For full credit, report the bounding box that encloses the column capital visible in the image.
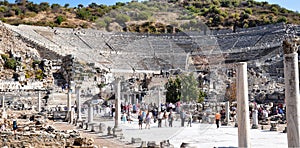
[283,38,300,54]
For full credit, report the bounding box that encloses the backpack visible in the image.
[138,115,143,121]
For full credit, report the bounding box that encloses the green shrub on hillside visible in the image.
[115,13,130,24]
[55,15,66,25]
[35,69,43,80]
[1,54,9,61]
[5,58,17,70]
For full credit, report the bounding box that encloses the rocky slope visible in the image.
[0,21,52,86]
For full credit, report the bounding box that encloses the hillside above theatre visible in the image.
[0,0,299,32]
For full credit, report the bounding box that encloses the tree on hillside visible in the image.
[55,15,66,25]
[115,13,130,27]
[16,0,27,6]
[51,3,61,13]
[78,4,84,9]
[64,3,69,8]
[39,2,50,11]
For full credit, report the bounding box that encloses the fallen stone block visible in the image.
[147,141,159,148]
[139,141,147,148]
[160,140,174,148]
[131,137,142,144]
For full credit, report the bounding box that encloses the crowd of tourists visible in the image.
[102,102,196,129]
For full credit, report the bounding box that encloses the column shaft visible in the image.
[88,104,93,123]
[225,101,230,124]
[158,88,161,112]
[76,87,82,121]
[67,90,72,111]
[38,91,41,112]
[237,62,250,147]
[115,78,121,128]
[2,95,5,109]
[284,52,300,147]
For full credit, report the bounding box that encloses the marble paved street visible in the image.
[98,119,288,148]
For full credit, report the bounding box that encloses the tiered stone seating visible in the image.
[5,22,300,74]
[233,35,261,48]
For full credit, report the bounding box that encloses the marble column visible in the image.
[37,91,41,112]
[67,90,72,111]
[88,104,93,123]
[225,101,230,124]
[52,90,54,101]
[114,78,121,128]
[283,39,300,147]
[113,78,122,137]
[66,90,72,123]
[76,86,82,121]
[158,88,161,112]
[236,62,250,147]
[1,95,6,119]
[2,95,5,109]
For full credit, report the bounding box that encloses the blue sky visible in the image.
[7,0,300,12]
[256,0,300,12]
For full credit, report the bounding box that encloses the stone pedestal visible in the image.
[90,123,96,132]
[107,126,112,136]
[236,62,250,147]
[270,121,278,131]
[131,137,142,144]
[85,122,89,130]
[112,127,123,138]
[252,109,258,129]
[160,140,174,148]
[99,123,105,133]
[283,126,288,133]
[140,141,147,148]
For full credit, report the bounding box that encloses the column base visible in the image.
[113,127,123,138]
[234,122,238,127]
[270,127,278,131]
[251,124,258,129]
[283,127,287,133]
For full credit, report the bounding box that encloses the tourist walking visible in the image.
[187,112,192,127]
[145,111,152,129]
[12,118,18,134]
[127,111,132,124]
[138,111,143,130]
[163,111,168,127]
[121,112,127,124]
[158,111,163,128]
[180,109,186,127]
[215,112,221,128]
[168,111,174,127]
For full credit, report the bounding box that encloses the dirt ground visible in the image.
[51,122,133,148]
